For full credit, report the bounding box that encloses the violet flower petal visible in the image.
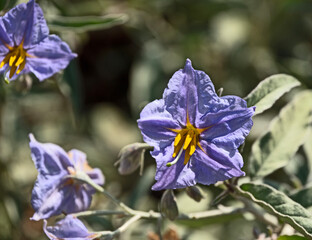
[138,59,255,190]
[44,215,97,240]
[0,0,76,81]
[27,35,77,81]
[29,134,105,220]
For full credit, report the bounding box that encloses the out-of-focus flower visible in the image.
[44,215,100,240]
[29,134,104,221]
[0,0,76,81]
[160,189,179,221]
[138,59,255,190]
[115,142,153,175]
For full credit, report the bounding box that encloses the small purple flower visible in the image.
[138,59,255,190]
[44,215,100,240]
[29,134,104,221]
[0,0,76,81]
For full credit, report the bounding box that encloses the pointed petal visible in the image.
[163,59,199,125]
[1,0,49,48]
[200,106,255,149]
[26,35,77,81]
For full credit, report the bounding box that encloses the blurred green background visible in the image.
[0,0,311,239]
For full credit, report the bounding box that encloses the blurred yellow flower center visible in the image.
[168,114,208,166]
[0,41,29,78]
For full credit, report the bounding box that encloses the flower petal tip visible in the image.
[30,213,40,221]
[28,133,36,142]
[183,58,193,72]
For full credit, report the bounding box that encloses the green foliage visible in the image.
[48,14,128,32]
[0,0,17,13]
[277,236,308,240]
[176,208,244,228]
[245,74,300,115]
[249,90,312,178]
[238,183,312,239]
[290,187,312,208]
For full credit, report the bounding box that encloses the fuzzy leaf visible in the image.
[238,183,312,239]
[249,91,312,178]
[48,14,128,32]
[245,74,300,115]
[176,208,244,228]
[290,187,312,208]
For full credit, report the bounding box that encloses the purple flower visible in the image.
[138,59,255,190]
[0,0,76,81]
[29,134,104,221]
[44,215,100,240]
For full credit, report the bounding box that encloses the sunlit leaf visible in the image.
[48,14,128,32]
[238,183,312,239]
[245,74,300,115]
[249,90,312,178]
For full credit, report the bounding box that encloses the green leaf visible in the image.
[48,14,128,32]
[238,183,312,239]
[249,90,312,178]
[245,74,300,115]
[277,236,308,240]
[290,187,312,208]
[0,0,17,12]
[176,208,244,228]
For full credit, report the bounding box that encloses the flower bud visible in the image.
[115,143,153,175]
[160,189,179,221]
[185,185,204,202]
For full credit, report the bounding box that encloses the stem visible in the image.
[116,215,141,234]
[73,210,127,218]
[96,215,142,238]
[70,174,136,215]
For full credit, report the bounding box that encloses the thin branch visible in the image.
[96,215,142,238]
[73,210,127,218]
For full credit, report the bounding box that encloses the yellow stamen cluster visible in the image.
[169,115,208,166]
[0,41,28,78]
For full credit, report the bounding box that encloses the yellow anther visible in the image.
[183,131,194,150]
[16,61,26,75]
[15,56,24,67]
[9,65,17,78]
[0,40,29,78]
[174,132,182,147]
[189,138,197,156]
[9,55,16,66]
[169,112,211,166]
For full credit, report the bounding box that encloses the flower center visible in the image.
[167,115,208,166]
[0,41,29,78]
